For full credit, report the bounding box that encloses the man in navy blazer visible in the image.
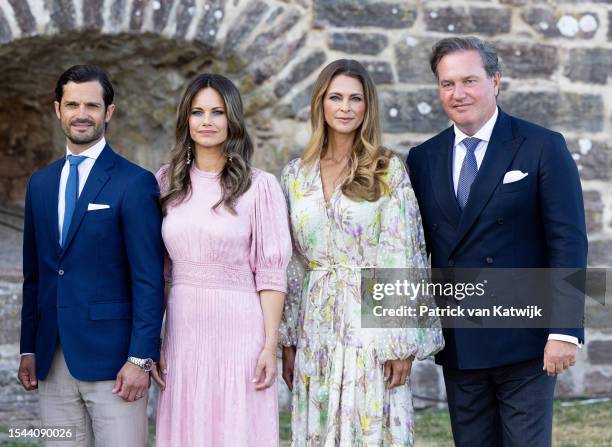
[407,38,587,446]
[18,65,164,445]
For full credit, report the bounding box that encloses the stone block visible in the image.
[588,240,612,267]
[249,34,307,85]
[522,7,599,39]
[425,6,511,35]
[7,0,36,35]
[224,1,270,51]
[109,0,127,30]
[564,48,612,84]
[194,0,225,46]
[568,139,610,182]
[496,41,558,78]
[153,0,174,33]
[380,89,448,134]
[584,371,612,395]
[328,32,388,55]
[411,361,442,409]
[130,0,147,30]
[583,190,604,234]
[314,0,417,29]
[361,60,393,85]
[0,280,21,345]
[275,51,327,98]
[246,9,300,60]
[588,340,612,365]
[50,0,76,30]
[497,91,604,133]
[174,0,197,39]
[395,37,437,83]
[0,8,11,43]
[609,11,612,41]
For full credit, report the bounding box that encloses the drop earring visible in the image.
[186,143,192,165]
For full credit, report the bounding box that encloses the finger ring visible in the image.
[136,395,143,399]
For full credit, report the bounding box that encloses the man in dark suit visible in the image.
[17,65,164,445]
[407,37,587,446]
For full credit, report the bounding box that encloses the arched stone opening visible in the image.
[0,30,264,206]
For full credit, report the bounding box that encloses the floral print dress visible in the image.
[280,156,444,447]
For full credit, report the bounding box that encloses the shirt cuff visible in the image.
[548,334,581,348]
[20,353,35,356]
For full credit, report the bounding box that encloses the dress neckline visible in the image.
[191,164,221,179]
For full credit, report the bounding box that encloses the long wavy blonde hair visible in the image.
[302,59,391,201]
[160,74,253,214]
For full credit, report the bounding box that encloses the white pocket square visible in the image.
[87,203,110,211]
[502,170,528,184]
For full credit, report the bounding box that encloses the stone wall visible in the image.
[0,0,611,428]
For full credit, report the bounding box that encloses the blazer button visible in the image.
[58,269,65,276]
[448,259,455,267]
[497,218,504,225]
[432,223,439,231]
[485,257,494,264]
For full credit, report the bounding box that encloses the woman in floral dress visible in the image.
[280,59,444,446]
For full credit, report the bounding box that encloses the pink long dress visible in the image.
[155,165,291,447]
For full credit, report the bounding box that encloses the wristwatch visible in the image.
[127,356,154,372]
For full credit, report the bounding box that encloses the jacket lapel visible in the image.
[429,126,461,228]
[450,110,524,255]
[60,145,116,255]
[44,158,65,255]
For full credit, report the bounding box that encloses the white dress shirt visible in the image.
[58,137,107,243]
[452,107,498,194]
[451,108,579,347]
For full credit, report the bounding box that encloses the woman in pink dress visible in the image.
[151,74,291,446]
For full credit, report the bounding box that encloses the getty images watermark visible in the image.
[361,268,611,329]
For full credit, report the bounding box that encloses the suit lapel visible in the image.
[45,158,65,254]
[450,110,525,255]
[61,145,116,255]
[430,126,461,228]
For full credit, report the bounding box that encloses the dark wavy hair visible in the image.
[160,74,253,214]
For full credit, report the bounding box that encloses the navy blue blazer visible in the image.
[407,109,587,369]
[20,145,164,381]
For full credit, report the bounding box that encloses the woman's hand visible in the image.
[253,347,277,391]
[282,345,297,391]
[151,349,167,391]
[384,356,414,389]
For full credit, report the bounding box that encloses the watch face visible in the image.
[143,358,153,372]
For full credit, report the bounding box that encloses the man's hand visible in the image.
[384,356,414,389]
[112,362,149,402]
[18,355,38,391]
[543,339,577,377]
[282,346,296,391]
[151,350,167,391]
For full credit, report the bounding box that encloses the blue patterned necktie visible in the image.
[456,137,481,210]
[61,155,87,246]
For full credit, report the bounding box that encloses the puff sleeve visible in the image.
[249,171,292,293]
[278,162,307,347]
[372,157,444,361]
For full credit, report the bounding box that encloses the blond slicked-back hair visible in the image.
[302,59,391,201]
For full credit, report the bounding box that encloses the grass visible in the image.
[2,400,611,446]
[279,400,612,447]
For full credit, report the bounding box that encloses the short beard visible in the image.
[64,125,104,146]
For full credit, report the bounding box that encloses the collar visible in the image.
[65,137,107,160]
[453,107,499,148]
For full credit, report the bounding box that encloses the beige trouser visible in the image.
[38,345,148,447]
